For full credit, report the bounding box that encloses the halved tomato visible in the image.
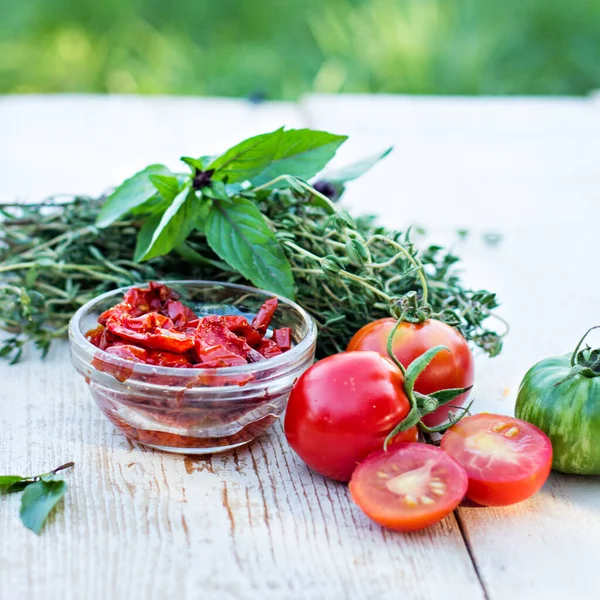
[349,443,468,531]
[440,413,552,506]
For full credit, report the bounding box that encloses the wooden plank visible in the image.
[303,94,600,599]
[0,343,485,600]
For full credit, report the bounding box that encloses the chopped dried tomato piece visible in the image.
[256,339,283,359]
[166,300,197,328]
[223,315,264,347]
[145,350,193,368]
[251,298,278,335]
[272,328,292,352]
[85,325,118,350]
[194,342,248,368]
[193,315,255,362]
[123,282,179,315]
[106,313,194,353]
[105,344,148,362]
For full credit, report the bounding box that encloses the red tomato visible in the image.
[347,318,474,427]
[349,443,468,531]
[440,413,552,506]
[284,351,410,482]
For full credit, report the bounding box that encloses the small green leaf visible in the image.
[20,479,67,534]
[0,475,24,492]
[249,129,348,186]
[404,345,450,397]
[96,164,171,228]
[134,212,163,262]
[181,155,217,172]
[322,147,393,184]
[205,198,295,298]
[149,174,181,202]
[418,386,473,407]
[128,194,169,217]
[136,187,197,261]
[181,156,205,171]
[202,180,231,202]
[209,128,284,183]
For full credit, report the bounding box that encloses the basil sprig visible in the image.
[95,128,363,299]
[0,462,74,534]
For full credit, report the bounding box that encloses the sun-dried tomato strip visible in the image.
[251,298,278,335]
[272,327,292,351]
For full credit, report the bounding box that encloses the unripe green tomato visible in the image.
[516,353,600,475]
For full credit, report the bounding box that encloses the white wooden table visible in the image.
[2,94,600,600]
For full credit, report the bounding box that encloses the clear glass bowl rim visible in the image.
[69,279,317,379]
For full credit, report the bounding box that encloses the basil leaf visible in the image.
[128,194,169,217]
[0,475,24,492]
[181,156,217,172]
[149,174,181,202]
[205,198,295,298]
[133,212,162,262]
[20,479,67,535]
[322,147,393,184]
[250,129,348,186]
[6,480,34,493]
[136,187,197,261]
[180,156,205,171]
[208,128,284,183]
[96,164,171,228]
[202,181,231,202]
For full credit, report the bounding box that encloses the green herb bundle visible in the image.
[0,128,503,363]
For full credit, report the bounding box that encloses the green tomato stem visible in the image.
[571,325,600,368]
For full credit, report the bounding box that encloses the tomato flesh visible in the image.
[440,413,552,506]
[349,443,468,531]
[284,351,410,482]
[347,318,474,427]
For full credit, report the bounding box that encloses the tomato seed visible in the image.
[377,471,390,479]
[505,426,519,438]
[429,481,446,496]
[492,422,508,432]
[404,495,418,507]
[421,495,435,505]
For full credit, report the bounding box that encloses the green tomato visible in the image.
[515,327,600,475]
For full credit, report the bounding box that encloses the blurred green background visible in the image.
[2,0,599,98]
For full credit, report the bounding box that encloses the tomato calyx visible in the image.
[383,317,473,449]
[390,290,463,328]
[558,325,600,385]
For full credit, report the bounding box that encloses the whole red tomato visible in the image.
[347,318,474,427]
[284,351,414,482]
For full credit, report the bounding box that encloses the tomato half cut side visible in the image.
[349,443,468,531]
[440,413,552,506]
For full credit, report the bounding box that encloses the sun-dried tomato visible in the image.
[85,325,117,350]
[256,338,283,359]
[222,315,263,347]
[272,328,292,352]
[166,300,197,328]
[145,350,194,368]
[193,315,255,363]
[105,344,148,362]
[251,297,278,335]
[106,314,194,353]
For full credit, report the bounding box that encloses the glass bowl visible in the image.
[69,280,317,454]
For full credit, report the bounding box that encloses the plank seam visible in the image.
[455,510,490,600]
